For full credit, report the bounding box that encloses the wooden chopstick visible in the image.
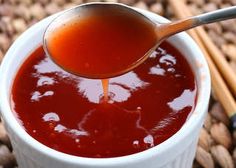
[174,0,236,96]
[195,20,236,97]
[169,0,236,129]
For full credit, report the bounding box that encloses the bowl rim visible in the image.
[0,2,211,167]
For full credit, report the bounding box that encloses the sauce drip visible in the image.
[46,7,157,78]
[101,79,109,102]
[11,42,197,158]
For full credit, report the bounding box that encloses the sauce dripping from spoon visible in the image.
[44,3,236,100]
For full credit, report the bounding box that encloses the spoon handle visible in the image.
[157,6,236,40]
[195,6,236,24]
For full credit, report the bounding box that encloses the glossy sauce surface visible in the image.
[11,42,196,158]
[46,7,157,78]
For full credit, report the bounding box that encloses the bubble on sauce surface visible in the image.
[149,64,165,76]
[159,54,176,65]
[54,123,88,137]
[37,76,55,86]
[31,91,54,102]
[43,112,60,122]
[133,140,140,148]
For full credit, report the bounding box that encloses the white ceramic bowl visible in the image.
[0,4,211,168]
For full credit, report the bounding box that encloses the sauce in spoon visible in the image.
[45,6,157,79]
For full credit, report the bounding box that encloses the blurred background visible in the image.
[0,0,236,168]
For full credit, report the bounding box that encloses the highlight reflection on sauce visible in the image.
[11,42,196,158]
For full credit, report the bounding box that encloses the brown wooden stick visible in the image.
[169,0,236,119]
[196,25,236,97]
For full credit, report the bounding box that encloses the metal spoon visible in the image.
[43,2,236,79]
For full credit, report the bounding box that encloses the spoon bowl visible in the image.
[43,3,159,79]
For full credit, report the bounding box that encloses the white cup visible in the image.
[0,5,210,168]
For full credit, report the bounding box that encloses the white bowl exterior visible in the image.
[0,8,211,168]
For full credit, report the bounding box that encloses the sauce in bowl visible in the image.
[11,42,196,158]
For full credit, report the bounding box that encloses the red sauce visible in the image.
[11,42,196,158]
[46,7,157,78]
